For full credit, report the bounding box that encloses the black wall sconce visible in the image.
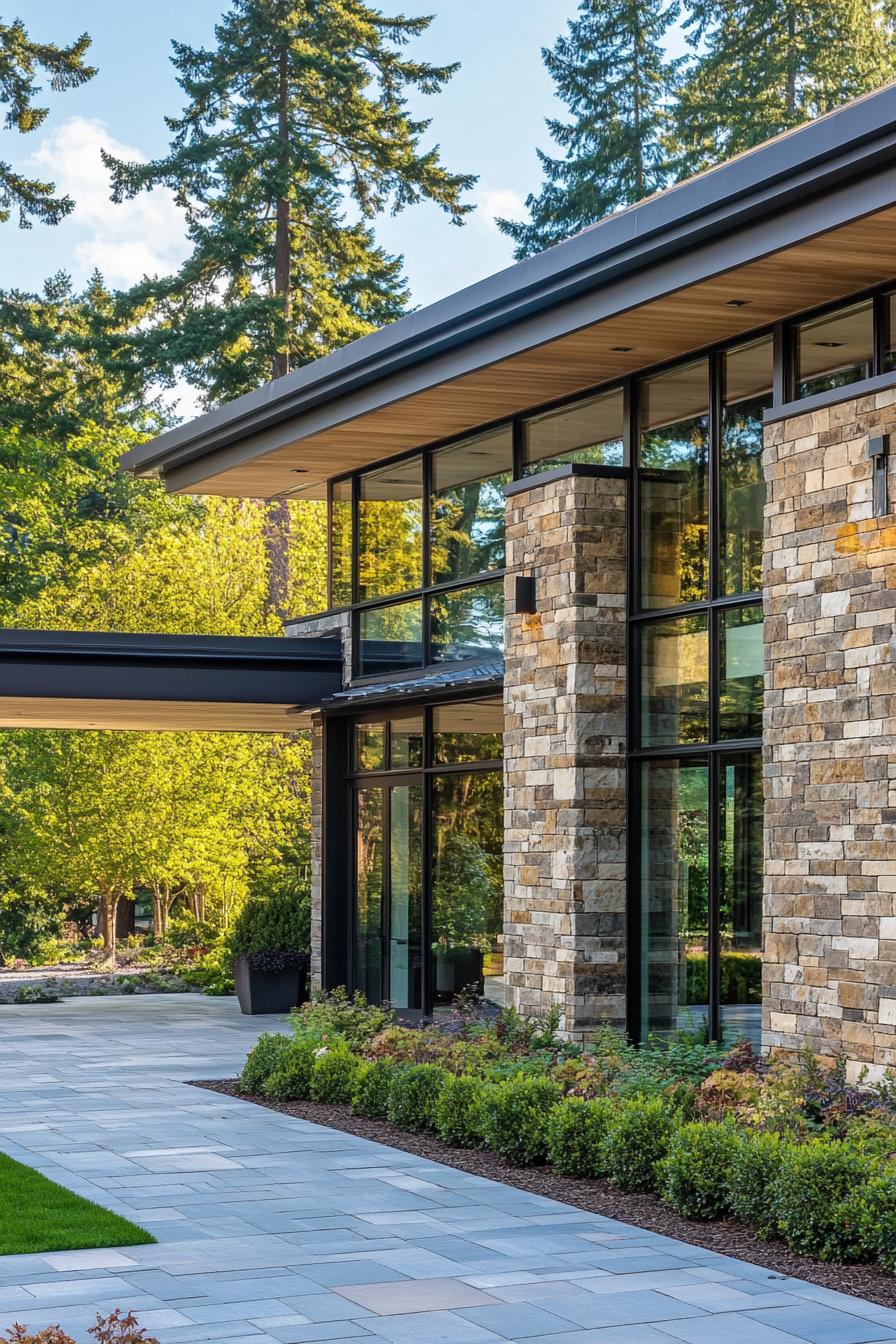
[514,574,537,614]
[868,433,890,517]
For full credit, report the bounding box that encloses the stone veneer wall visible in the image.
[763,385,896,1079]
[503,467,628,1036]
[309,713,323,991]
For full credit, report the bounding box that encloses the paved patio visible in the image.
[0,997,895,1344]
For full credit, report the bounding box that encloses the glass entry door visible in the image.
[354,781,423,1012]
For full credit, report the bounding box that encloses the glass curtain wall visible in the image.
[350,698,503,1013]
[634,334,771,1045]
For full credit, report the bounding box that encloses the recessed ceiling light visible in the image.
[815,340,844,348]
[726,299,750,307]
[612,345,633,352]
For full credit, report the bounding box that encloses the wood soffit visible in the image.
[183,206,896,500]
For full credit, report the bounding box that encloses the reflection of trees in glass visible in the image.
[640,416,709,607]
[358,498,423,599]
[719,608,764,739]
[431,582,504,661]
[431,476,508,584]
[432,770,502,953]
[721,394,767,596]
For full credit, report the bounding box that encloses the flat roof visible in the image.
[0,629,342,732]
[122,82,896,500]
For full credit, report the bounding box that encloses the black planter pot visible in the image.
[234,953,310,1015]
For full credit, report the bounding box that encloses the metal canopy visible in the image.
[0,630,343,732]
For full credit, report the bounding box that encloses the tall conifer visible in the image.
[103,0,474,404]
[497,0,679,260]
[0,19,95,226]
[674,1,895,176]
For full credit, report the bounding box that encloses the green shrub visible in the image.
[291,987,392,1050]
[729,1130,785,1240]
[546,1097,615,1178]
[775,1139,875,1261]
[604,1098,676,1192]
[662,1121,740,1220]
[479,1076,561,1166]
[435,1075,487,1148]
[309,1045,361,1104]
[230,888,310,968]
[386,1064,448,1133]
[262,1036,317,1102]
[834,1175,896,1273]
[352,1060,398,1119]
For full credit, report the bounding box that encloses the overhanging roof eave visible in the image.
[121,80,896,483]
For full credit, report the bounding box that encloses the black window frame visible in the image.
[345,695,504,1016]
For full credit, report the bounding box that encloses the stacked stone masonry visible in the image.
[503,469,628,1037]
[763,387,896,1080]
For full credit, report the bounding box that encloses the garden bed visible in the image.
[0,964,200,1003]
[195,1077,896,1310]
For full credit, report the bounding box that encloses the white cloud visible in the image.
[471,183,527,232]
[30,116,188,288]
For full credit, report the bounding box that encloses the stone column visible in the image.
[763,385,896,1080]
[309,712,324,992]
[503,465,628,1037]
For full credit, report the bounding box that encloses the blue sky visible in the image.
[4,1,573,310]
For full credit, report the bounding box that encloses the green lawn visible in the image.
[0,1153,154,1254]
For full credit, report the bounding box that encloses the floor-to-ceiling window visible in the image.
[633,335,769,1044]
[349,697,503,1014]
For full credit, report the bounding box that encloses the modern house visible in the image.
[5,83,896,1080]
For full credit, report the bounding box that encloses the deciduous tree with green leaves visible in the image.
[673,1,896,176]
[0,17,95,226]
[103,0,475,404]
[497,0,680,259]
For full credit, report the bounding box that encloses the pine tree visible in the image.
[497,0,679,261]
[674,1,896,176]
[103,0,475,404]
[0,18,95,226]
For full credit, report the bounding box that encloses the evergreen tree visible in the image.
[0,18,95,226]
[103,0,475,404]
[674,1,896,176]
[497,0,679,260]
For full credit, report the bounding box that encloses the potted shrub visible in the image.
[230,888,310,1015]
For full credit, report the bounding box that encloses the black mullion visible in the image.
[709,351,722,604]
[875,291,890,376]
[422,769,434,1015]
[708,751,722,1043]
[709,608,721,747]
[629,592,763,624]
[351,474,360,605]
[423,444,433,589]
[626,375,642,1041]
[630,738,763,761]
[512,418,524,479]
[772,321,791,408]
[326,480,334,612]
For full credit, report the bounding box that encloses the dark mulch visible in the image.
[191,1078,896,1311]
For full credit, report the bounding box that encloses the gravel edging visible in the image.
[191,1078,896,1311]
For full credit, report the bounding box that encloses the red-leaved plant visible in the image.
[5,1309,158,1344]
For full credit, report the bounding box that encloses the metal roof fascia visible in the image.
[120,85,896,482]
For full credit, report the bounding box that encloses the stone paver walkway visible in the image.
[1,997,895,1344]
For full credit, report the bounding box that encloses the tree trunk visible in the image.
[97,892,122,962]
[152,888,163,939]
[272,44,291,379]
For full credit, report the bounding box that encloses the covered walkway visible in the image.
[1,996,895,1344]
[0,629,342,732]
